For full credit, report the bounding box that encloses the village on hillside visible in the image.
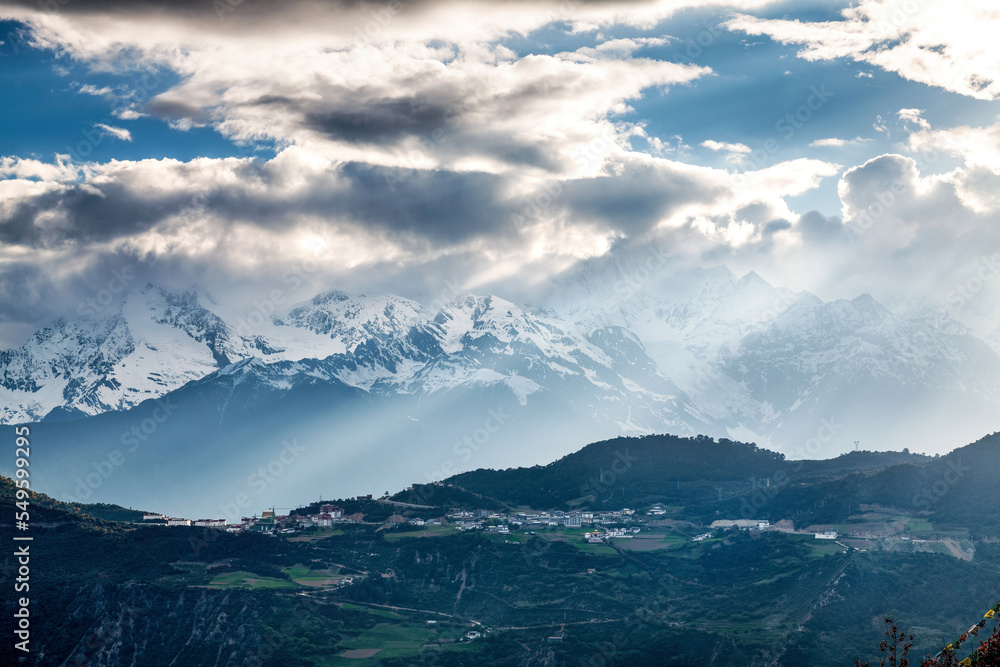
[132,483,975,559]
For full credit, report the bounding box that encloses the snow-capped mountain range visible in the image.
[0,284,708,436]
[3,266,999,461]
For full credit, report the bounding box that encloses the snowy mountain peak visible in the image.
[276,290,425,352]
[735,269,770,289]
[0,284,243,423]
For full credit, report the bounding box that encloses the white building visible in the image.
[815,530,838,540]
[320,504,343,518]
[167,518,191,526]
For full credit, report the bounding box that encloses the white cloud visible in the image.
[0,155,79,182]
[702,139,751,154]
[701,139,752,164]
[873,114,889,136]
[908,119,1000,173]
[726,0,1000,100]
[809,137,870,148]
[114,107,147,120]
[898,108,930,131]
[810,138,847,148]
[590,36,669,56]
[829,151,1000,329]
[906,117,1000,214]
[94,123,132,142]
[77,84,112,96]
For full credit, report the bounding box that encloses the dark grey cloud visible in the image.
[3,0,638,16]
[1,183,178,246]
[2,0,365,16]
[246,86,565,170]
[0,158,528,250]
[333,163,515,240]
[0,261,51,324]
[796,210,845,243]
[197,161,520,242]
[762,219,791,235]
[560,162,722,234]
[0,248,156,326]
[304,97,451,145]
[2,153,739,263]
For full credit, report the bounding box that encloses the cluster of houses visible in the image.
[437,508,647,543]
[136,490,838,544]
[139,504,355,534]
[584,527,641,543]
[138,500,700,542]
[443,508,645,533]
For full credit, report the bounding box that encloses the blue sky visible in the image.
[0,20,271,164]
[1,0,999,346]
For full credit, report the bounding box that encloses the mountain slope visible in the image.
[720,294,1000,452]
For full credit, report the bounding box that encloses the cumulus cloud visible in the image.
[829,152,1000,312]
[726,0,1000,100]
[907,117,1000,214]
